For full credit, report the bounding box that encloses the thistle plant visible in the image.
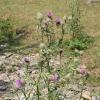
[42,72,60,100]
[39,43,52,73]
[36,12,44,42]
[13,61,41,100]
[37,12,68,48]
[76,64,89,100]
[66,0,93,50]
[23,57,31,70]
[69,0,82,39]
[8,2,93,99]
[10,52,90,100]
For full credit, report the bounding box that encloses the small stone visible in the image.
[0,80,9,91]
[69,84,81,92]
[19,95,25,100]
[5,53,13,58]
[65,91,75,98]
[97,96,100,100]
[82,90,91,100]
[92,96,97,100]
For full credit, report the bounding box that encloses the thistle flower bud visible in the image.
[63,15,67,22]
[37,12,44,20]
[47,12,53,19]
[75,49,79,53]
[50,74,59,82]
[39,43,46,49]
[77,65,88,76]
[79,50,84,55]
[68,16,72,20]
[55,17,62,26]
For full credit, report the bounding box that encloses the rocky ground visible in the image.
[0,52,100,100]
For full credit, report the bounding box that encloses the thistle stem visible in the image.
[47,81,51,100]
[37,84,40,100]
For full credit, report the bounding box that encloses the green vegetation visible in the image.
[0,18,15,43]
[0,0,100,90]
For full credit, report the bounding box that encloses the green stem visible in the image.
[53,89,60,100]
[79,77,87,100]
[15,90,20,100]
[40,60,43,72]
[58,25,65,47]
[36,73,41,100]
[21,89,27,100]
[79,86,84,100]
[37,84,40,100]
[47,35,50,44]
[61,24,65,42]
[42,32,43,42]
[60,52,62,67]
[47,81,51,100]
[46,57,51,73]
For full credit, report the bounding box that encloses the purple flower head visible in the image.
[55,17,62,26]
[47,12,53,19]
[50,74,59,82]
[15,79,22,89]
[78,65,88,76]
[79,68,86,75]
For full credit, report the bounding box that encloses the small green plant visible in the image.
[0,18,16,44]
[67,0,93,50]
[67,33,93,50]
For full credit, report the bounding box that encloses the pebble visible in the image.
[0,80,9,91]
